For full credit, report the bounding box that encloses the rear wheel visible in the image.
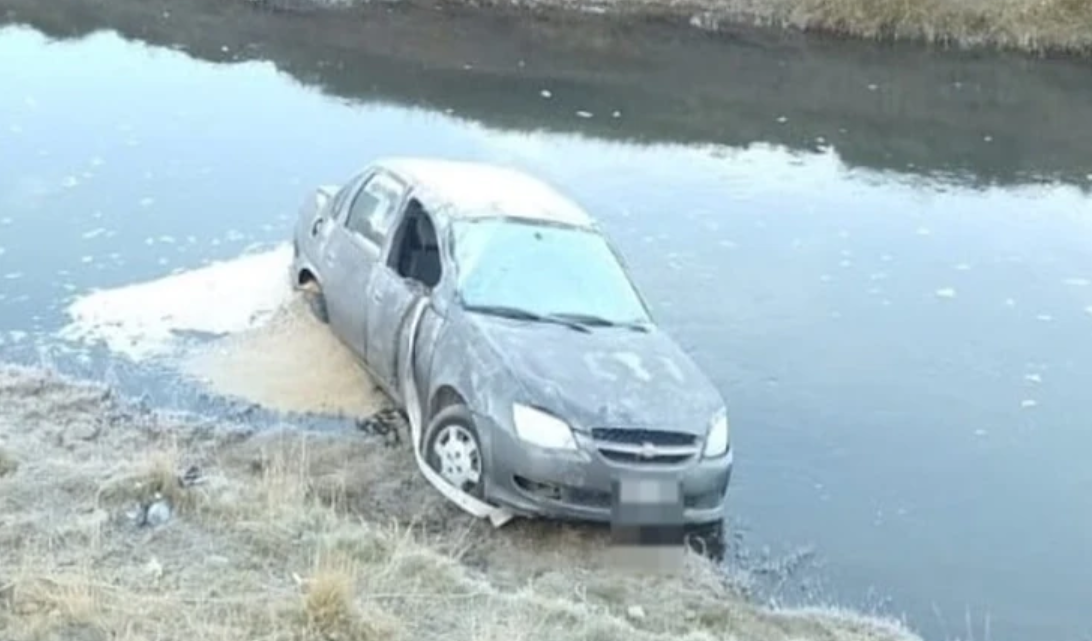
[300,279,329,324]
[424,404,485,499]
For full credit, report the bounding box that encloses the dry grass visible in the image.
[0,363,924,641]
[434,0,1092,54]
[754,0,1092,53]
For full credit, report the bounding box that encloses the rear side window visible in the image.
[345,172,405,245]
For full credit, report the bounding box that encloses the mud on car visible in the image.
[290,157,734,553]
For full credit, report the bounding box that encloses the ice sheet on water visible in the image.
[58,243,294,361]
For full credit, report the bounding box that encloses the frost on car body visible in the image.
[289,157,734,536]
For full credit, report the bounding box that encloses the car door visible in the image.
[365,204,437,399]
[320,169,408,361]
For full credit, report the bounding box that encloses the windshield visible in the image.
[451,218,650,325]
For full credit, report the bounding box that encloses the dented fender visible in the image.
[398,296,515,528]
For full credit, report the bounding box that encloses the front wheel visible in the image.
[423,404,486,499]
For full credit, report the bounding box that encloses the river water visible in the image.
[2,4,1091,640]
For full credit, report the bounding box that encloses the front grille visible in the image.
[589,427,699,465]
[591,428,696,447]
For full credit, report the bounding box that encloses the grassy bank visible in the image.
[286,0,1092,55]
[0,363,922,641]
[658,0,1092,55]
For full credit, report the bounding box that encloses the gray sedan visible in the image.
[289,157,734,544]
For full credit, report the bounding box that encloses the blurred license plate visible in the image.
[618,476,680,504]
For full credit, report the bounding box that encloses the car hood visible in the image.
[465,314,724,435]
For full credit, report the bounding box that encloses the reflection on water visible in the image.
[1,15,1092,641]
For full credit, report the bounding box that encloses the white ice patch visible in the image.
[935,288,956,299]
[58,243,293,361]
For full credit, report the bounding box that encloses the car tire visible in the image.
[305,288,329,324]
[423,404,486,500]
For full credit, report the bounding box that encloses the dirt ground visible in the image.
[0,357,925,641]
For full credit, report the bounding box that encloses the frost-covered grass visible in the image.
[0,363,924,641]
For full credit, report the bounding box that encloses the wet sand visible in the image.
[180,294,389,419]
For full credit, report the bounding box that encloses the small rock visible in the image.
[144,557,164,581]
[627,605,646,620]
[144,498,172,527]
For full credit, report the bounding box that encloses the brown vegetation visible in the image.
[0,364,923,641]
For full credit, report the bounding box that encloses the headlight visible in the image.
[702,408,730,458]
[512,403,578,450]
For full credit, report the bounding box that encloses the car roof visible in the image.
[374,156,597,230]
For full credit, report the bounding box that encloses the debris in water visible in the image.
[867,83,878,91]
[139,197,155,207]
[612,111,621,118]
[1036,314,1053,322]
[540,89,552,98]
[983,135,993,142]
[776,116,788,123]
[916,226,931,236]
[1062,277,1089,287]
[935,288,956,299]
[1021,399,1038,409]
[576,110,593,118]
[1024,373,1042,384]
[974,429,987,437]
[1005,298,1016,307]
[954,263,971,271]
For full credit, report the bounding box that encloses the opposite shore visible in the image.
[278,0,1092,57]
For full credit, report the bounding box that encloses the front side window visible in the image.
[451,218,649,325]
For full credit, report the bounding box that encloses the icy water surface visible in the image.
[1,14,1092,641]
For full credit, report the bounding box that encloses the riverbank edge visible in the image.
[252,0,1092,58]
[0,360,926,641]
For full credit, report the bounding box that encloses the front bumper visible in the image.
[482,412,733,526]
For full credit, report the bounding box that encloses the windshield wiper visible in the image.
[546,312,650,332]
[464,304,591,333]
